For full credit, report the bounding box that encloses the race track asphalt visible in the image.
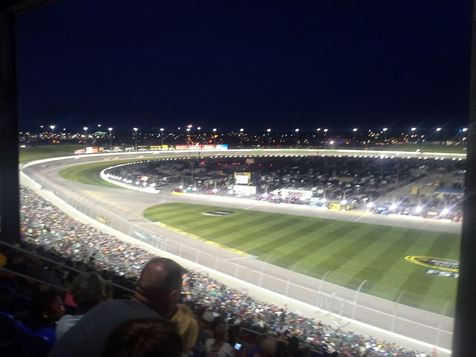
[21,150,460,353]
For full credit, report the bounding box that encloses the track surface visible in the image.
[22,149,462,351]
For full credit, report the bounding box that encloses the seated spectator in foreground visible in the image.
[56,272,106,340]
[17,289,65,344]
[102,317,183,357]
[49,257,185,357]
[249,337,277,357]
[205,323,235,357]
[171,304,199,355]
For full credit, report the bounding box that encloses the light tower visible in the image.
[133,127,138,151]
[108,127,113,151]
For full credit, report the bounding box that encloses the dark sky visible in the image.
[16,0,472,132]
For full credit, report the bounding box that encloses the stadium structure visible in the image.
[19,147,465,354]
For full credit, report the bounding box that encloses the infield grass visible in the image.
[59,161,130,188]
[19,145,85,163]
[144,202,459,316]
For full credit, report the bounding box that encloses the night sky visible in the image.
[16,0,472,132]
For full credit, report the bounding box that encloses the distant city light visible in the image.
[83,127,88,132]
[462,127,468,132]
[160,128,164,132]
[329,140,335,145]
[197,126,201,130]
[108,127,113,132]
[266,128,271,133]
[382,128,388,132]
[240,128,244,132]
[49,125,55,130]
[411,127,417,132]
[353,128,358,132]
[316,128,321,132]
[133,127,138,132]
[436,127,442,132]
[295,128,300,133]
[323,128,328,133]
[97,124,102,128]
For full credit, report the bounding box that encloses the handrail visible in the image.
[0,266,66,292]
[0,240,134,293]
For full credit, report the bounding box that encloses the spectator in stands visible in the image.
[48,257,185,357]
[171,304,199,355]
[205,323,235,357]
[249,337,277,357]
[18,289,65,344]
[196,309,216,356]
[56,272,106,340]
[102,317,183,357]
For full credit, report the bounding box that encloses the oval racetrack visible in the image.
[20,149,463,353]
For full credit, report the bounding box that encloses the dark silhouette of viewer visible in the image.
[48,257,185,357]
[102,318,182,357]
[56,272,106,340]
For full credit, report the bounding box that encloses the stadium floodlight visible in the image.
[108,128,113,150]
[415,205,423,213]
[441,208,450,216]
[436,127,442,132]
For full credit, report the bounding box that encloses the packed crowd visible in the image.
[0,187,433,356]
[106,156,464,218]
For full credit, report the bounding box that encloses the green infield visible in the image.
[144,202,460,316]
[59,161,130,188]
[19,145,85,163]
